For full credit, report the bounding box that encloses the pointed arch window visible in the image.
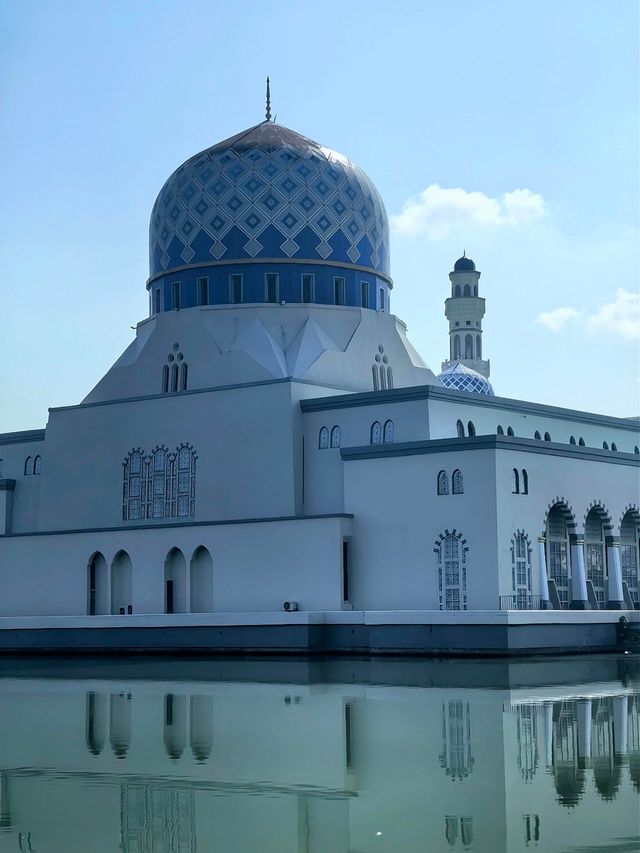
[464,334,473,358]
[437,471,449,495]
[180,363,188,391]
[318,426,329,449]
[544,432,551,442]
[569,436,576,445]
[33,455,41,475]
[162,344,188,394]
[579,437,586,446]
[24,456,32,476]
[463,283,471,297]
[452,469,464,494]
[436,531,468,610]
[521,469,528,494]
[372,365,379,390]
[383,419,394,444]
[512,468,520,494]
[534,431,541,440]
[123,445,196,521]
[370,421,382,445]
[453,336,461,359]
[467,421,476,437]
[330,426,341,448]
[497,425,504,435]
[456,419,465,438]
[162,365,169,393]
[507,426,514,436]
[602,441,609,450]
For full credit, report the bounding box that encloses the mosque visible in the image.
[0,92,638,653]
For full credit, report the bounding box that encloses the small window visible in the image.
[497,425,504,435]
[466,320,471,326]
[154,289,161,314]
[229,274,243,304]
[463,284,471,297]
[383,419,394,443]
[265,272,279,303]
[180,363,188,391]
[162,365,169,393]
[319,427,329,450]
[301,274,314,303]
[342,540,350,602]
[370,421,382,445]
[452,469,464,494]
[379,288,385,311]
[333,277,345,306]
[361,281,369,308]
[534,431,541,440]
[171,364,179,393]
[330,426,341,448]
[579,437,586,446]
[602,441,609,450]
[171,281,181,310]
[634,445,639,454]
[512,468,520,494]
[507,427,514,436]
[456,419,465,438]
[544,432,551,442]
[24,456,32,476]
[473,285,478,296]
[197,277,209,306]
[611,442,617,452]
[467,421,476,437]
[521,469,528,494]
[454,284,461,297]
[569,435,576,445]
[437,470,449,495]
[33,455,41,475]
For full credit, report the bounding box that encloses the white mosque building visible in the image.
[0,106,638,653]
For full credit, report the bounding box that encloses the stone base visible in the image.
[606,600,625,610]
[569,600,590,610]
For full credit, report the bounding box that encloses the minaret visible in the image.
[441,252,490,379]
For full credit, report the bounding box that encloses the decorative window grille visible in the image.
[370,421,382,445]
[516,705,539,781]
[318,426,329,449]
[436,531,468,610]
[123,445,196,521]
[383,419,394,444]
[162,344,188,394]
[620,514,639,605]
[511,532,533,609]
[452,469,464,494]
[437,471,449,495]
[330,426,341,448]
[547,511,570,608]
[585,513,606,608]
[439,701,474,779]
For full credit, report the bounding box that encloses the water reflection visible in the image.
[0,656,638,852]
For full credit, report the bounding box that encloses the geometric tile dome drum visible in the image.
[149,121,390,279]
[438,362,495,395]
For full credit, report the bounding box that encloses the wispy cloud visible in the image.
[537,289,640,340]
[536,307,582,333]
[586,288,640,341]
[391,184,546,239]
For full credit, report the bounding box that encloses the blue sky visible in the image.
[1,0,638,431]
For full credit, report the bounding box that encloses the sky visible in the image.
[1,0,638,432]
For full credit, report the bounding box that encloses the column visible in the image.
[538,536,550,608]
[577,700,592,769]
[569,535,589,609]
[606,537,625,609]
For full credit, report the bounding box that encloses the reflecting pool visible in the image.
[0,655,638,852]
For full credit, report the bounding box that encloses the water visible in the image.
[0,655,638,852]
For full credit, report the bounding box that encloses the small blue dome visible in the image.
[453,255,476,272]
[438,362,494,395]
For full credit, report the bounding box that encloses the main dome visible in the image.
[149,121,389,279]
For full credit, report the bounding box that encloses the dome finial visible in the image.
[463,248,466,257]
[265,76,272,121]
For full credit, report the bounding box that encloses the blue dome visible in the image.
[438,362,494,395]
[149,121,389,280]
[453,255,476,272]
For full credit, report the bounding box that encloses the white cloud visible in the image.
[536,307,582,333]
[391,184,546,238]
[586,288,640,341]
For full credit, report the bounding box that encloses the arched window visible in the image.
[476,335,481,358]
[190,546,213,612]
[546,505,573,608]
[521,469,528,494]
[330,425,341,448]
[370,421,382,445]
[602,441,609,450]
[123,444,196,521]
[512,468,520,494]
[464,334,473,359]
[162,365,169,393]
[534,431,541,440]
[511,533,532,609]
[180,363,188,391]
[437,471,449,495]
[497,425,504,435]
[463,284,471,297]
[507,427,514,437]
[87,551,108,615]
[379,366,387,390]
[33,455,41,475]
[175,444,197,518]
[436,531,468,611]
[620,510,640,607]
[453,336,461,359]
[110,692,132,759]
[383,419,394,444]
[171,363,179,392]
[122,449,144,521]
[24,456,32,476]
[473,285,478,296]
[456,419,465,438]
[569,436,576,445]
[467,421,476,437]
[611,442,617,452]
[585,507,608,608]
[452,469,464,494]
[579,437,586,446]
[318,427,329,449]
[544,432,551,442]
[164,693,187,760]
[454,284,461,297]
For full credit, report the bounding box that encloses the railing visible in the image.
[499,595,546,611]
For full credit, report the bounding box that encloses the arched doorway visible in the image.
[620,508,640,607]
[584,506,611,609]
[164,548,187,614]
[190,546,213,613]
[546,504,575,609]
[111,551,132,615]
[87,552,108,615]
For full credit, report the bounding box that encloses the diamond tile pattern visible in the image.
[150,122,389,276]
[438,362,494,395]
